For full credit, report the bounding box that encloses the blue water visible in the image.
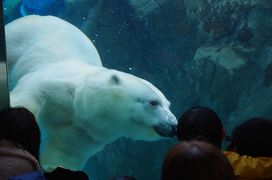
[4,0,272,179]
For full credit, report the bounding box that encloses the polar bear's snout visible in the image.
[154,121,177,137]
[153,105,177,137]
[154,113,177,137]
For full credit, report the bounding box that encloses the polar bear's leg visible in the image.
[10,77,44,118]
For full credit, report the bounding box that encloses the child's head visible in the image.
[177,106,223,148]
[0,107,41,160]
[230,117,272,157]
[161,141,235,180]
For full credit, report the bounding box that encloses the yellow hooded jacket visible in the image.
[224,151,272,180]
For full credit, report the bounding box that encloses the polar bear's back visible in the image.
[6,15,102,88]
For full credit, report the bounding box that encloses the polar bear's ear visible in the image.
[110,74,121,85]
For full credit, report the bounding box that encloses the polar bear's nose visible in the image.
[154,112,178,137]
[154,121,177,137]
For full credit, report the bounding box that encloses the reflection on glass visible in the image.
[0,1,9,110]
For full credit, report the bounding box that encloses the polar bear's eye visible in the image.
[150,100,160,107]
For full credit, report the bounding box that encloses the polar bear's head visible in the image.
[74,69,177,143]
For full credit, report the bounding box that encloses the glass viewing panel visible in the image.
[3,0,272,179]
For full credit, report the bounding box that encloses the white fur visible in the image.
[6,15,177,170]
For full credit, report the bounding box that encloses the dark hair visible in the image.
[0,107,41,160]
[161,141,235,180]
[231,117,272,157]
[177,106,223,148]
[44,167,89,180]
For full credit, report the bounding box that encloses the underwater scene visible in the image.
[3,0,272,179]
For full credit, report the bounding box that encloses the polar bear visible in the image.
[5,15,177,170]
